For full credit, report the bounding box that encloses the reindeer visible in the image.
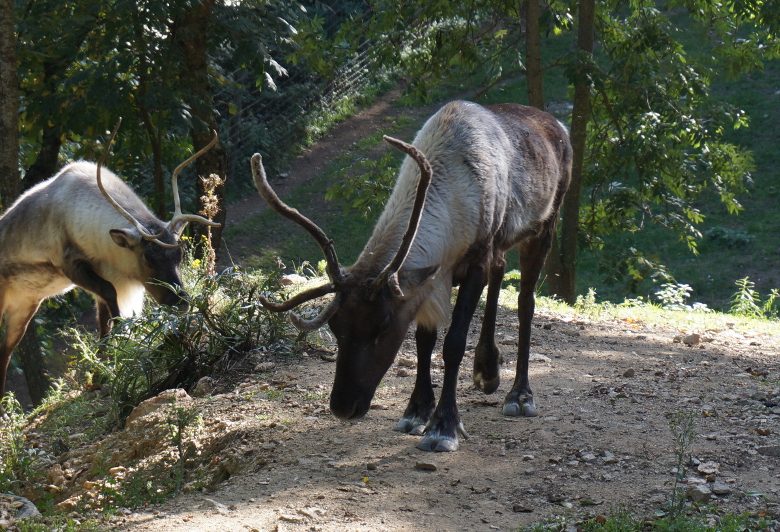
[252,100,571,451]
[0,124,220,397]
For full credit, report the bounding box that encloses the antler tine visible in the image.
[167,130,222,234]
[258,283,336,312]
[251,153,344,285]
[375,135,434,297]
[96,119,179,249]
[289,297,341,331]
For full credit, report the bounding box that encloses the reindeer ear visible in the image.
[398,265,440,291]
[110,228,142,248]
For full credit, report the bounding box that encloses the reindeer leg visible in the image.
[503,230,553,417]
[96,300,113,338]
[473,253,506,394]
[62,257,120,318]
[394,325,436,435]
[0,302,41,398]
[418,262,486,452]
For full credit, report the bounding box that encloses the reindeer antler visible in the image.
[168,130,222,235]
[97,119,179,249]
[373,135,434,297]
[251,153,344,330]
[251,153,344,285]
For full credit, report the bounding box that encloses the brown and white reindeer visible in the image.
[252,100,571,451]
[0,124,220,397]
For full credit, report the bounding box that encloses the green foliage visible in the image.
[730,277,779,318]
[582,7,754,277]
[72,254,292,423]
[166,406,202,493]
[0,394,33,492]
[667,410,697,516]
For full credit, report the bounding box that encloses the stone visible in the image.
[687,484,712,503]
[415,461,438,472]
[397,356,416,368]
[682,334,701,346]
[280,274,306,286]
[602,451,618,464]
[191,376,216,397]
[254,362,276,372]
[623,368,636,378]
[109,466,127,478]
[697,461,719,475]
[757,445,780,458]
[580,452,597,463]
[126,389,192,428]
[711,481,732,496]
[529,353,552,363]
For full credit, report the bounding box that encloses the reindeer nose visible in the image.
[330,392,370,420]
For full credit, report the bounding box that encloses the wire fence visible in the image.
[213,14,383,194]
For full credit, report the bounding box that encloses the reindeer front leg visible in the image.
[0,301,42,398]
[418,262,486,452]
[394,325,436,435]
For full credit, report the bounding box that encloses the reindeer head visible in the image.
[251,137,436,419]
[97,120,221,309]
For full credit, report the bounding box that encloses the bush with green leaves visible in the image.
[71,257,293,424]
[730,277,779,319]
[0,394,34,491]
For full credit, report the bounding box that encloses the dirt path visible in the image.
[119,302,780,531]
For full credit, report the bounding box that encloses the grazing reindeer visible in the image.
[252,101,571,451]
[0,125,220,396]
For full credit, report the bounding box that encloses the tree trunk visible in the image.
[558,0,595,304]
[23,123,62,186]
[173,0,227,259]
[525,0,544,109]
[1,1,51,402]
[0,0,19,207]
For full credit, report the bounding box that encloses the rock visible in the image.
[682,334,701,346]
[396,368,412,377]
[397,356,416,368]
[512,502,533,513]
[415,461,437,472]
[529,353,551,363]
[757,445,780,458]
[254,362,276,373]
[56,497,79,512]
[602,451,618,464]
[126,389,192,428]
[109,466,127,478]
[280,274,306,286]
[3,495,40,520]
[757,428,771,436]
[366,462,378,471]
[697,461,719,475]
[711,481,732,495]
[687,484,712,503]
[623,368,636,378]
[320,352,337,362]
[191,376,216,397]
[580,452,597,463]
[279,513,305,523]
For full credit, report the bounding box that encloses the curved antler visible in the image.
[289,297,341,331]
[168,130,223,235]
[374,135,434,297]
[251,153,344,285]
[96,119,179,249]
[258,282,336,312]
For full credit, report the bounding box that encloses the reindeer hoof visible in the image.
[473,371,500,394]
[417,432,459,452]
[415,420,467,452]
[394,416,427,435]
[502,395,537,417]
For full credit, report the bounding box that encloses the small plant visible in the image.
[655,283,693,310]
[166,405,202,493]
[0,394,32,491]
[730,277,762,317]
[667,410,697,516]
[575,287,601,318]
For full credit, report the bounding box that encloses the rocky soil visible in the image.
[21,302,773,531]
